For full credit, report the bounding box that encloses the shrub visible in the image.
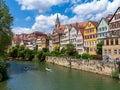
[36,51,45,62]
[66,44,77,56]
[0,60,8,82]
[112,68,119,79]
[82,53,91,60]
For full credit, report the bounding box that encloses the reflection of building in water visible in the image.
[102,37,120,61]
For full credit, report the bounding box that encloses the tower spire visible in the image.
[55,14,60,29]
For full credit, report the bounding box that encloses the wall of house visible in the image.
[60,26,70,49]
[70,27,77,46]
[97,19,109,42]
[46,56,118,76]
[76,30,84,54]
[102,37,120,60]
[84,22,98,55]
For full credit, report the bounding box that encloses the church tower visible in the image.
[55,14,60,29]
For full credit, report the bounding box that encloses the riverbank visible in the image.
[46,56,120,78]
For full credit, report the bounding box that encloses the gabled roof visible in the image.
[98,14,113,26]
[78,22,88,28]
[88,21,99,27]
[108,7,120,24]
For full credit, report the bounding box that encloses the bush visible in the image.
[66,44,77,56]
[71,54,81,59]
[82,53,91,60]
[25,49,34,60]
[112,68,119,79]
[36,51,45,62]
[60,47,66,54]
[0,60,8,82]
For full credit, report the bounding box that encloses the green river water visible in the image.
[0,61,120,90]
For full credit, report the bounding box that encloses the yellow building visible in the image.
[84,21,98,55]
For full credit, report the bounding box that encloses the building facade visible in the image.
[109,7,120,36]
[60,25,70,49]
[76,22,87,54]
[69,26,78,47]
[84,21,98,55]
[97,18,109,42]
[102,37,120,61]
[52,14,64,48]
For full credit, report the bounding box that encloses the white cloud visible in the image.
[12,27,33,34]
[12,13,69,34]
[32,13,69,33]
[72,0,120,21]
[13,0,120,34]
[16,0,69,12]
[25,16,31,21]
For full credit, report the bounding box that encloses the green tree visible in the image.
[60,47,66,54]
[8,46,18,58]
[66,44,77,56]
[96,41,103,55]
[0,0,13,55]
[42,48,49,53]
[36,51,45,62]
[53,46,60,55]
[24,48,34,60]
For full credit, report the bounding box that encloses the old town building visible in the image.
[84,21,98,55]
[52,14,64,48]
[76,22,87,54]
[102,37,120,61]
[109,7,120,36]
[97,15,112,42]
[36,35,49,50]
[60,24,71,49]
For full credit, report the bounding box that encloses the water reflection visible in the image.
[0,61,120,90]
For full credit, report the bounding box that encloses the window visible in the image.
[111,39,113,45]
[119,49,120,55]
[104,49,107,54]
[102,27,104,31]
[106,39,109,45]
[115,39,118,45]
[109,49,111,54]
[114,50,117,54]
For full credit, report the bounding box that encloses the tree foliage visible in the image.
[66,44,77,56]
[53,46,60,55]
[96,41,103,55]
[8,45,35,60]
[36,51,45,62]
[0,0,13,55]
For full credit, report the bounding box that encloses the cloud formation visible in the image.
[16,0,69,12]
[13,0,120,34]
[73,0,120,21]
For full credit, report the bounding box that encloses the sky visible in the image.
[6,0,120,34]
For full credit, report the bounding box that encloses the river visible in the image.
[0,61,120,90]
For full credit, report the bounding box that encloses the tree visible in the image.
[66,44,77,56]
[24,48,34,60]
[97,41,103,55]
[0,0,13,55]
[60,47,66,54]
[53,46,60,55]
[36,51,45,62]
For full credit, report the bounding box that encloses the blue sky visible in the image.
[6,0,119,34]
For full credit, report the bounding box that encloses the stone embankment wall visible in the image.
[46,56,119,76]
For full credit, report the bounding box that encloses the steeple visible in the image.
[55,14,60,29]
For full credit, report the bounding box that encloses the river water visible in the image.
[0,61,120,90]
